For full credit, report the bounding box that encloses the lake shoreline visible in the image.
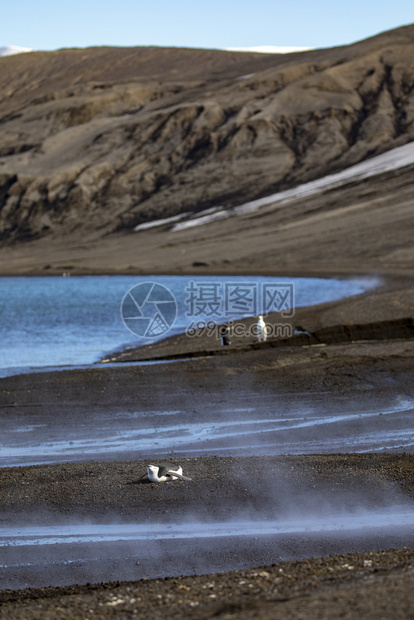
[101,271,414,363]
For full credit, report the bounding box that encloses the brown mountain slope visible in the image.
[0,24,413,245]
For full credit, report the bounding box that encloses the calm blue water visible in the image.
[0,275,378,373]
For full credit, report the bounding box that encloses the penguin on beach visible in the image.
[140,462,192,483]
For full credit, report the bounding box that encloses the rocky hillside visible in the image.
[0,25,413,242]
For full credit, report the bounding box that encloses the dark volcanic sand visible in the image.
[0,276,414,618]
[0,454,414,595]
[0,453,414,617]
[1,547,414,619]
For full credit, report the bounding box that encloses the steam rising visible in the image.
[2,507,414,547]
[1,366,413,590]
[1,451,414,590]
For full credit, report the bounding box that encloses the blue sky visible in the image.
[1,0,413,52]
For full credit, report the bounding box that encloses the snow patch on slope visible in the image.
[171,141,414,232]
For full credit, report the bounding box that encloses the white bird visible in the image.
[257,315,267,342]
[140,462,192,483]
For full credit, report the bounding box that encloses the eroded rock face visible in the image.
[0,25,414,242]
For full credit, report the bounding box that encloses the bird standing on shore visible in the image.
[140,462,192,483]
[257,315,267,342]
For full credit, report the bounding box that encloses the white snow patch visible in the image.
[0,45,32,57]
[172,207,229,232]
[171,141,414,231]
[134,213,189,231]
[226,46,314,54]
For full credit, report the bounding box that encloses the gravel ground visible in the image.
[0,547,413,619]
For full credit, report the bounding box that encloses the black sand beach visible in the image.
[1,275,414,617]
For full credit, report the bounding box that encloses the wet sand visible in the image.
[2,547,414,619]
[0,451,413,617]
[1,453,414,592]
[0,322,414,618]
[0,274,414,617]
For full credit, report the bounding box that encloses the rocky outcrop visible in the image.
[0,25,414,242]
